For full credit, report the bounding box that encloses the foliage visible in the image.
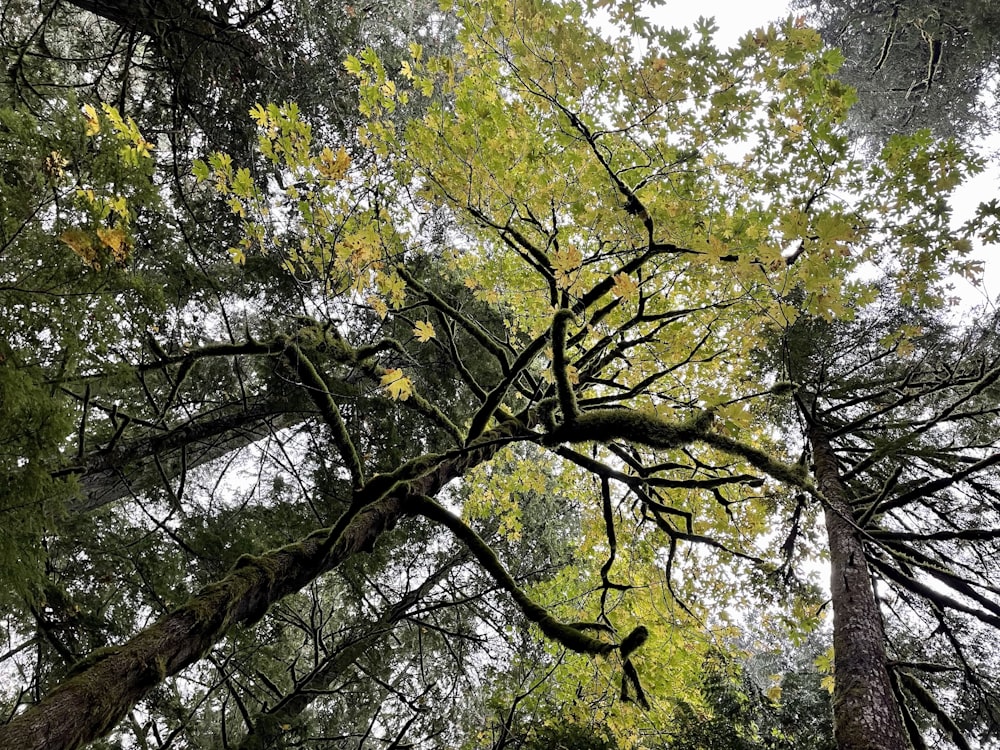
[778,294,1000,747]
[667,646,835,750]
[796,0,1000,147]
[0,0,997,749]
[523,721,620,750]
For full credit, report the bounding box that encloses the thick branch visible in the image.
[0,424,520,750]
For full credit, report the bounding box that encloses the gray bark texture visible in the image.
[74,400,312,512]
[811,426,909,750]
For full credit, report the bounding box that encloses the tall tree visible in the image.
[781,297,1000,749]
[0,1,991,749]
[795,0,1000,147]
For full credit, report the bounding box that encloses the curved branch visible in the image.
[410,494,617,656]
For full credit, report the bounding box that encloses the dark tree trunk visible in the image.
[810,426,909,750]
[61,0,270,153]
[0,424,517,750]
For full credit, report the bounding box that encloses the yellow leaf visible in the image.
[611,272,638,298]
[551,244,582,273]
[229,246,246,265]
[380,368,412,400]
[96,227,129,262]
[318,146,351,180]
[551,245,582,289]
[44,150,69,179]
[60,228,98,267]
[378,271,406,307]
[367,295,389,319]
[249,103,269,127]
[413,320,436,342]
[82,104,100,136]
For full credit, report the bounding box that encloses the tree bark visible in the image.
[810,426,909,750]
[60,0,271,153]
[0,424,519,750]
[61,0,264,60]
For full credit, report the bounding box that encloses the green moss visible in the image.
[551,308,580,421]
[554,407,713,449]
[619,625,649,659]
[61,646,121,681]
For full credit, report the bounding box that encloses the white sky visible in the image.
[651,0,792,47]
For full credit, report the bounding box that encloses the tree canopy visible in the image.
[796,0,1000,147]
[0,1,998,749]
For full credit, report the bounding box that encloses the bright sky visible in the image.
[652,0,792,47]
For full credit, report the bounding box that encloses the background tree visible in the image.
[794,0,1000,147]
[667,642,835,750]
[777,294,1000,749]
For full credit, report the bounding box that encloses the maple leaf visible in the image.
[82,104,100,136]
[380,368,412,400]
[611,272,638,298]
[366,295,389,319]
[60,228,98,267]
[413,320,436,342]
[317,146,351,180]
[249,103,269,127]
[551,245,582,289]
[96,227,130,263]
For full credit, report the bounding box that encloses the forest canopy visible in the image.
[0,0,998,749]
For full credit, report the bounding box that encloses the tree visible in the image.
[666,642,835,750]
[779,297,1000,749]
[795,0,1000,147]
[0,0,991,749]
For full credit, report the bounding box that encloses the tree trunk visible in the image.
[810,426,909,750]
[232,557,459,750]
[0,425,517,750]
[73,399,313,512]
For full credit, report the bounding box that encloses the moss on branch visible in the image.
[551,308,580,422]
[550,407,714,449]
[412,494,621,656]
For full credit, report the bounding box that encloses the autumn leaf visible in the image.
[366,295,389,319]
[96,227,130,263]
[318,146,351,179]
[611,272,638,298]
[82,104,100,136]
[249,103,269,127]
[60,228,97,266]
[412,320,436,342]
[380,368,412,400]
[551,245,582,289]
[229,246,247,265]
